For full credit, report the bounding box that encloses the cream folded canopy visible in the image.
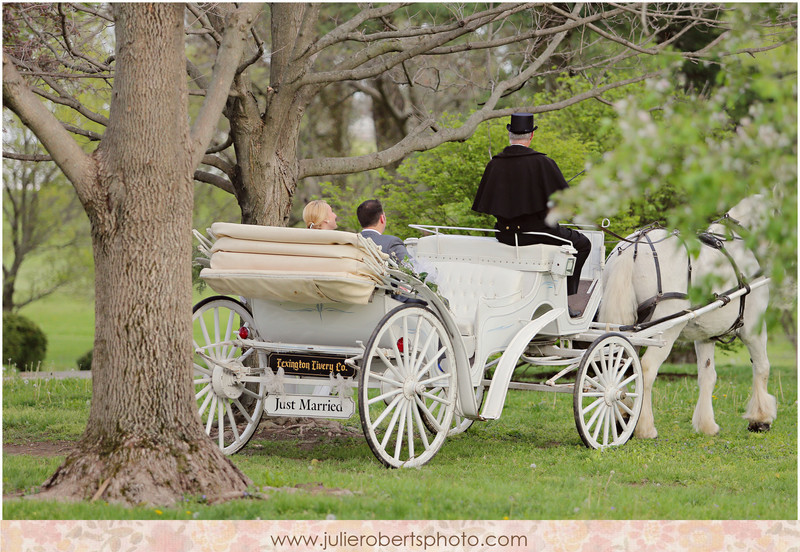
[200,223,389,304]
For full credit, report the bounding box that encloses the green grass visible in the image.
[3,335,796,520]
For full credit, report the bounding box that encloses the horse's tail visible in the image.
[598,247,639,326]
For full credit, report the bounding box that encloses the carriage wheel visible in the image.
[573,332,643,449]
[193,296,266,455]
[359,304,457,468]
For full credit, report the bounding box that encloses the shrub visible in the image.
[2,311,47,371]
[77,349,93,371]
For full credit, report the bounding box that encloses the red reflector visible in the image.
[397,337,404,353]
[238,326,249,339]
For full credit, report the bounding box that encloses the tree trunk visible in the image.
[37,4,249,506]
[228,4,314,227]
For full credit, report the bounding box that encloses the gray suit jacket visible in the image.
[361,229,410,263]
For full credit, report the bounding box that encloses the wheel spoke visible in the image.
[602,406,611,446]
[206,394,217,433]
[581,396,604,416]
[233,399,254,424]
[591,405,606,441]
[393,401,409,461]
[584,375,604,391]
[221,309,236,359]
[618,372,638,388]
[411,329,436,375]
[377,347,405,383]
[406,400,415,460]
[411,400,431,448]
[240,386,261,400]
[415,395,443,433]
[196,382,212,401]
[213,308,221,358]
[368,387,402,406]
[371,394,403,429]
[194,363,213,377]
[388,326,407,377]
[589,359,603,381]
[217,399,225,449]
[415,346,447,380]
[614,405,628,432]
[379,396,405,448]
[198,386,214,417]
[586,401,605,435]
[225,402,241,441]
[368,367,403,387]
[616,399,634,417]
[600,344,610,377]
[409,317,425,371]
[418,371,450,387]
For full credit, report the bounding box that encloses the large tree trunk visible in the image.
[228,4,314,227]
[37,4,249,505]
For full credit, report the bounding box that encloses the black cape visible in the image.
[472,145,569,219]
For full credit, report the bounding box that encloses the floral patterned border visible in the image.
[2,520,798,551]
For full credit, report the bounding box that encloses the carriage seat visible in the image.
[411,233,576,275]
[433,261,524,337]
[199,222,388,305]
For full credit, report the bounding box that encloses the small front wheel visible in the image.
[573,333,642,449]
[359,304,457,468]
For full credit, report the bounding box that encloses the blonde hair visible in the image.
[303,200,330,229]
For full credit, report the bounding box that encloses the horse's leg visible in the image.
[635,324,685,440]
[740,322,777,432]
[692,340,720,435]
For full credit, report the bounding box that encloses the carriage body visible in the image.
[193,221,647,466]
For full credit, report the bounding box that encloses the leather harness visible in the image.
[603,215,758,342]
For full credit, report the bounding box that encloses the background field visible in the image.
[3,291,797,520]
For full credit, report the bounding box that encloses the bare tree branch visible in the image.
[8,55,110,127]
[205,134,233,155]
[299,72,658,179]
[193,170,235,194]
[3,55,95,195]
[189,3,262,169]
[304,4,534,86]
[3,151,53,162]
[200,154,234,175]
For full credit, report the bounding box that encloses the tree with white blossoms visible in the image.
[555,4,796,338]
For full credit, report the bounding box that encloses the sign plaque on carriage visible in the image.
[266,394,355,419]
[268,353,355,378]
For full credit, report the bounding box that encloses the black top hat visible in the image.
[507,112,537,133]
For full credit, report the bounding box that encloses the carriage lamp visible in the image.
[238,326,250,339]
[396,337,404,353]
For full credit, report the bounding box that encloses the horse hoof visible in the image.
[748,421,771,433]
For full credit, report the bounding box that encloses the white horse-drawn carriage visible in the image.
[193,205,771,468]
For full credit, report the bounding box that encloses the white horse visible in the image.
[599,196,777,439]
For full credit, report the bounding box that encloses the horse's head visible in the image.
[725,194,768,232]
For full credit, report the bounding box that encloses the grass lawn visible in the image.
[3,327,796,520]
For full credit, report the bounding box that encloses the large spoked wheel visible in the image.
[359,304,457,468]
[573,332,643,449]
[193,296,266,455]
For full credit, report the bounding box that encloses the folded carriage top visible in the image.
[199,223,390,305]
